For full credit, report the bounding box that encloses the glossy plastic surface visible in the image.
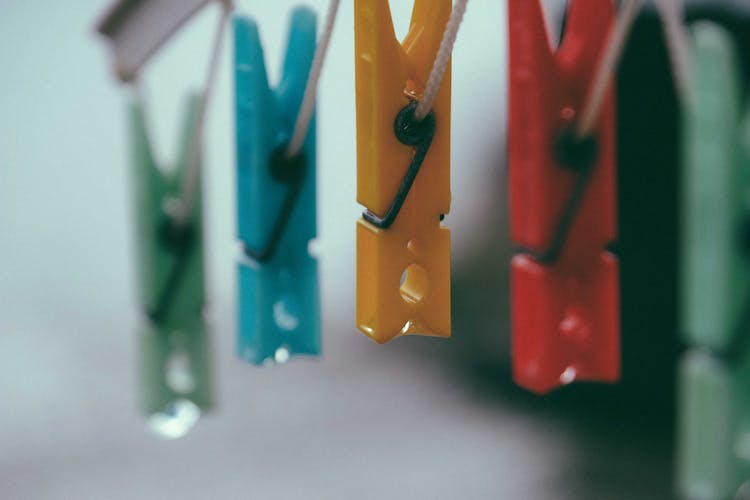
[354,0,452,343]
[508,0,620,393]
[130,95,212,415]
[677,22,750,500]
[234,9,320,365]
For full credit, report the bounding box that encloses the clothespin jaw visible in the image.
[677,22,750,499]
[508,0,619,393]
[355,0,452,343]
[130,94,212,418]
[234,8,321,365]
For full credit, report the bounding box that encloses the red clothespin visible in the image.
[507,0,620,394]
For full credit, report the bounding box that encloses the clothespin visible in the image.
[678,21,750,499]
[354,0,452,343]
[679,352,750,500]
[97,0,231,82]
[96,0,229,434]
[507,0,620,393]
[234,8,321,365]
[130,95,212,433]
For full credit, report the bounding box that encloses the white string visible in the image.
[285,0,341,159]
[655,0,693,106]
[576,0,643,139]
[174,3,231,227]
[413,0,469,121]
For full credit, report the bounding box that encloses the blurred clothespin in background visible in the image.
[97,0,231,83]
[96,0,231,436]
[678,21,750,500]
[233,7,322,365]
[130,96,211,436]
[507,0,630,394]
[354,0,455,344]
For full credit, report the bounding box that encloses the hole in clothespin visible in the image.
[165,348,196,394]
[273,292,300,331]
[559,305,592,345]
[400,264,428,304]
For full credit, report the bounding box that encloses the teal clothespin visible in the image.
[233,8,321,365]
[678,21,750,499]
[130,95,212,437]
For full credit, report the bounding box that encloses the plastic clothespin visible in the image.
[354,0,452,343]
[234,8,320,365]
[130,95,212,431]
[507,0,620,394]
[97,0,225,434]
[677,22,750,499]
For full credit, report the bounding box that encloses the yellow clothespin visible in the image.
[354,0,452,343]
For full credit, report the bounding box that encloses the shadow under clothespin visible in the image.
[678,21,750,500]
[95,0,231,437]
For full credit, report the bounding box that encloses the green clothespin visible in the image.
[678,351,750,500]
[680,23,749,353]
[130,95,212,438]
[678,21,750,500]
